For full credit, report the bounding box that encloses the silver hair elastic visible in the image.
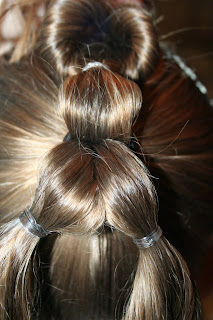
[82,61,110,72]
[19,209,50,238]
[133,225,162,249]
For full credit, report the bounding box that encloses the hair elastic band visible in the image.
[63,133,137,150]
[133,225,162,249]
[82,61,110,72]
[129,138,137,152]
[19,209,50,238]
[63,132,71,141]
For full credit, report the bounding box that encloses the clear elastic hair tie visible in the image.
[19,209,50,238]
[133,225,163,249]
[82,61,110,72]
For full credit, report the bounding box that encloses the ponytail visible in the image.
[0,219,40,319]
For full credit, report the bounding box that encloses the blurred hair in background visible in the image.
[156,1,213,318]
[156,0,213,98]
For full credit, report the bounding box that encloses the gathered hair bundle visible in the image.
[0,0,212,319]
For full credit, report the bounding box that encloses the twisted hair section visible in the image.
[0,0,205,319]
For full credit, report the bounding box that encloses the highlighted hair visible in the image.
[0,0,211,319]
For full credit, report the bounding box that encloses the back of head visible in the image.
[0,0,211,319]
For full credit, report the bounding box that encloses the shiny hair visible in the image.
[0,0,212,319]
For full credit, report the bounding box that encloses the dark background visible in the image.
[155,0,213,99]
[154,1,213,318]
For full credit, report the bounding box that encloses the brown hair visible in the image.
[0,0,212,319]
[41,0,159,78]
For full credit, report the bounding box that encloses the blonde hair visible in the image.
[0,0,211,319]
[0,0,49,61]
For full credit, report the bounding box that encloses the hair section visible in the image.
[0,60,202,319]
[60,68,142,143]
[0,57,65,221]
[41,0,159,78]
[133,55,213,274]
[0,139,202,319]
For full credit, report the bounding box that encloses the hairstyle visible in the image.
[0,0,212,319]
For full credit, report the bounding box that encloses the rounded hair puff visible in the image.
[42,0,159,78]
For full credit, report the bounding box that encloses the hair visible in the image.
[0,0,49,61]
[0,0,212,319]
